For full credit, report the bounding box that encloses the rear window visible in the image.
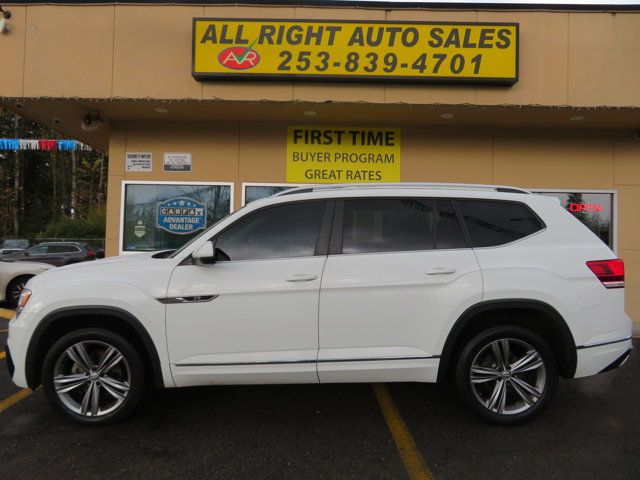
[457,200,544,247]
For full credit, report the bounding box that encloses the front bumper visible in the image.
[574,338,633,378]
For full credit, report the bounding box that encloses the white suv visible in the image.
[5,184,632,425]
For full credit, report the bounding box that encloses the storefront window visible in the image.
[533,191,614,249]
[243,184,301,205]
[122,182,232,252]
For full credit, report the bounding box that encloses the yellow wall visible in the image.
[105,122,640,331]
[1,5,640,107]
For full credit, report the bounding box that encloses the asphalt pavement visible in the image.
[0,308,637,480]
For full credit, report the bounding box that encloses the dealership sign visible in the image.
[192,19,518,85]
[286,126,401,183]
[156,197,207,235]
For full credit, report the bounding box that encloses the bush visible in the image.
[40,208,105,239]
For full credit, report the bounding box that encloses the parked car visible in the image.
[0,260,54,308]
[1,242,96,267]
[5,183,632,426]
[0,239,30,256]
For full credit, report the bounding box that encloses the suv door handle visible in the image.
[425,267,456,275]
[285,274,318,282]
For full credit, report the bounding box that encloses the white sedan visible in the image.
[0,260,54,308]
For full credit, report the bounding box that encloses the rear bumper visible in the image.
[574,338,633,378]
[599,348,632,373]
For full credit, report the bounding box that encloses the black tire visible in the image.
[42,328,145,425]
[6,275,32,308]
[455,325,558,426]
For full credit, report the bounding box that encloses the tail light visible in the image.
[87,248,96,259]
[586,259,624,288]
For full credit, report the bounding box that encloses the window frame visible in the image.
[119,180,235,256]
[208,199,335,263]
[530,188,617,254]
[328,197,471,256]
[453,197,547,249]
[241,182,304,207]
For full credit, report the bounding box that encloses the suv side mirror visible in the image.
[192,242,230,265]
[193,241,215,263]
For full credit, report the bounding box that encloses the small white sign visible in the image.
[164,152,192,172]
[125,152,153,172]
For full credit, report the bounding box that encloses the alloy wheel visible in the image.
[469,338,546,416]
[53,340,131,417]
[10,280,26,303]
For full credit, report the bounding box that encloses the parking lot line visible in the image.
[0,329,7,333]
[0,308,15,320]
[372,384,434,480]
[0,388,32,413]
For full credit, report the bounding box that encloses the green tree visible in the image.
[0,108,108,240]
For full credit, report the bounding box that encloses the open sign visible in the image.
[569,203,603,213]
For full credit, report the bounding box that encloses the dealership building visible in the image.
[0,0,639,332]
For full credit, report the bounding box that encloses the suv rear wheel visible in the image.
[42,328,145,425]
[455,325,558,425]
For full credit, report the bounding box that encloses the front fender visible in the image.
[16,281,171,389]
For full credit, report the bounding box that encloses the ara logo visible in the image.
[218,41,260,70]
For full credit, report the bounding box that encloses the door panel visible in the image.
[166,199,330,386]
[318,249,482,382]
[167,256,326,386]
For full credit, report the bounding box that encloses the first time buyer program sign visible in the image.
[193,19,518,84]
[287,127,401,183]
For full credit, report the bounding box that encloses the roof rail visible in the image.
[274,182,531,196]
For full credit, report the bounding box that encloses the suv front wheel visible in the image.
[42,328,145,424]
[455,325,558,425]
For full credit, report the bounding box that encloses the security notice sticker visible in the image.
[125,152,152,172]
[286,126,401,183]
[193,19,518,85]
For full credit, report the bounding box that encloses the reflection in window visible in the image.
[215,201,325,261]
[534,191,614,248]
[342,198,437,254]
[244,185,301,205]
[123,183,231,252]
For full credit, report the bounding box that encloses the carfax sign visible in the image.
[193,19,518,85]
[286,126,401,183]
[156,197,207,235]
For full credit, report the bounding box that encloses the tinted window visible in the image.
[49,245,79,253]
[215,201,326,261]
[435,200,467,249]
[457,200,543,247]
[342,198,436,254]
